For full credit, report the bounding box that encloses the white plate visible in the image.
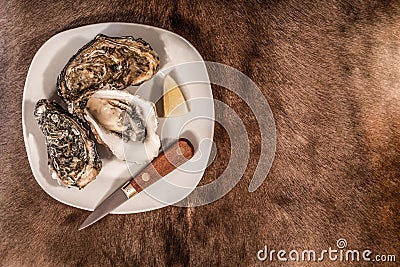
[22,23,214,213]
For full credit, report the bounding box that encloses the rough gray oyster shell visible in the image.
[34,99,102,188]
[57,34,159,113]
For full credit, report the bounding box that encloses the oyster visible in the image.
[57,34,159,113]
[84,90,161,163]
[34,99,102,188]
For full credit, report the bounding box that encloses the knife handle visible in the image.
[122,138,194,198]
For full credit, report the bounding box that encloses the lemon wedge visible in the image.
[163,75,189,117]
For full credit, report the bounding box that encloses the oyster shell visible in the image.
[34,99,102,188]
[57,34,159,113]
[84,90,161,163]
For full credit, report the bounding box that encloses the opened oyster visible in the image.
[34,99,102,188]
[57,34,159,113]
[84,90,161,163]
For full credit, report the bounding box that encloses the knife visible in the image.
[78,138,194,230]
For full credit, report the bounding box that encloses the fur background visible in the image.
[1,0,399,266]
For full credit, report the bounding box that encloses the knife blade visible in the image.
[78,138,194,230]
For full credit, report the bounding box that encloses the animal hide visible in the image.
[0,0,398,266]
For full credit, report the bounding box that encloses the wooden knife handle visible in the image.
[122,138,194,198]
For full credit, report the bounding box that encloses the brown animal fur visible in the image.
[0,0,399,266]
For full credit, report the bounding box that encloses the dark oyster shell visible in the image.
[57,34,160,113]
[34,99,102,188]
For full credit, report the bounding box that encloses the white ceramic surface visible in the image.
[22,23,214,213]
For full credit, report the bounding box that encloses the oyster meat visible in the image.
[57,34,160,113]
[84,90,161,163]
[34,99,102,188]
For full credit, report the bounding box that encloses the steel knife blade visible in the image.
[78,138,194,230]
